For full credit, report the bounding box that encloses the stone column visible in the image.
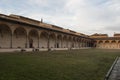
[61,36,63,48]
[38,36,40,48]
[66,38,69,48]
[47,32,50,50]
[81,40,82,48]
[87,41,89,47]
[10,33,13,48]
[25,35,27,48]
[79,39,82,48]
[25,30,30,48]
[78,40,80,48]
[26,34,29,48]
[55,36,57,48]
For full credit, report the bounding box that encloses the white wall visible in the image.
[13,32,26,48]
[0,26,11,48]
[0,31,11,48]
[39,36,48,48]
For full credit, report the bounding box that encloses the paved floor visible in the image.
[108,57,120,80]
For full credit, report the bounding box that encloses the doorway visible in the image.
[57,43,59,48]
[29,39,33,48]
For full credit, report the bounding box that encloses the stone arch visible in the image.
[63,35,67,48]
[28,29,39,48]
[118,41,120,48]
[86,40,89,47]
[88,40,91,47]
[82,39,86,47]
[72,37,76,48]
[93,41,97,47]
[79,38,83,48]
[104,40,110,48]
[84,39,87,47]
[99,40,103,44]
[111,40,117,49]
[111,40,116,43]
[87,40,91,47]
[49,32,56,48]
[13,27,27,48]
[105,40,110,43]
[97,40,104,48]
[80,38,84,47]
[118,41,120,43]
[0,24,12,48]
[76,38,80,48]
[39,31,48,48]
[57,34,62,48]
[73,37,78,48]
[68,36,72,48]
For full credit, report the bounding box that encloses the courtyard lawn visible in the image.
[0,49,120,80]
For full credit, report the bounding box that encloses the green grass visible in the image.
[0,49,120,80]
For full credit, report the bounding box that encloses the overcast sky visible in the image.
[0,0,120,36]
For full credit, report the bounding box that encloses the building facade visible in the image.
[1,13,119,52]
[91,33,120,49]
[0,14,94,51]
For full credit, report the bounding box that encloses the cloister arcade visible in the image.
[96,40,120,49]
[2,13,120,52]
[0,23,93,50]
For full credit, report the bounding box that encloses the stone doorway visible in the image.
[29,39,33,48]
[56,43,59,48]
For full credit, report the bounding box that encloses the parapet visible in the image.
[9,14,40,25]
[90,33,108,38]
[0,13,89,38]
[114,33,120,37]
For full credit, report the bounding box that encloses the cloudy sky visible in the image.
[0,0,120,36]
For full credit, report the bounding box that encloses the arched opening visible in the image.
[98,40,103,48]
[93,41,97,47]
[68,36,72,48]
[99,41,103,44]
[29,38,33,48]
[72,37,74,48]
[28,29,39,48]
[80,39,83,47]
[57,35,62,48]
[111,40,116,49]
[118,41,120,43]
[0,24,11,48]
[86,40,89,47]
[39,31,48,48]
[63,35,67,48]
[49,33,56,48]
[105,40,109,43]
[13,27,27,48]
[87,41,91,47]
[73,37,79,48]
[118,41,120,48]
[79,38,83,48]
[76,38,79,48]
[84,40,87,47]
[82,39,86,47]
[105,40,110,48]
[111,40,116,43]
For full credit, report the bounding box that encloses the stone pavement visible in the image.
[108,57,120,80]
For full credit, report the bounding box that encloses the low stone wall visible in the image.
[0,48,93,52]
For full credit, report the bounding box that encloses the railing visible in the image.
[104,57,119,80]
